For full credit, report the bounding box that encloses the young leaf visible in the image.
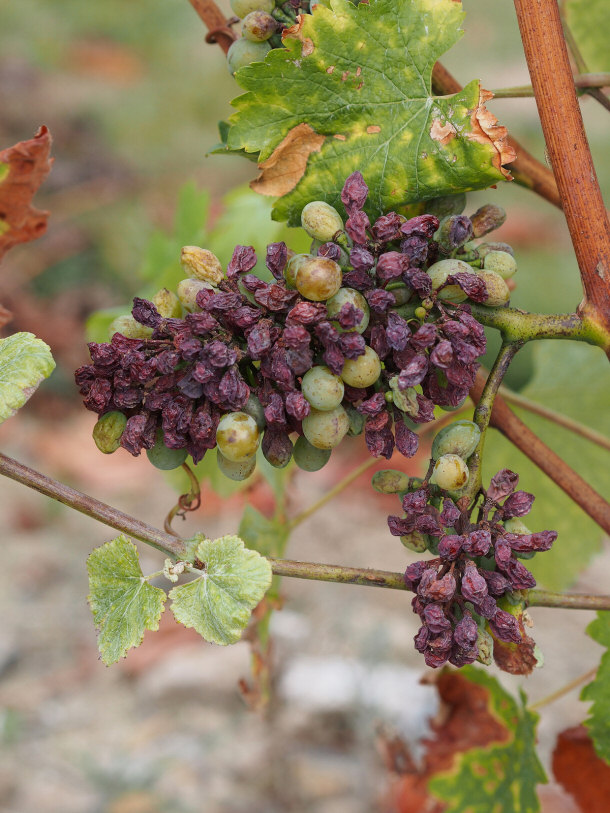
[581,612,610,764]
[0,332,55,423]
[87,535,167,666]
[227,0,514,225]
[169,535,272,645]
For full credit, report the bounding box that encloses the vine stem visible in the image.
[490,72,610,98]
[1,451,609,608]
[513,0,610,346]
[469,370,610,534]
[528,667,597,712]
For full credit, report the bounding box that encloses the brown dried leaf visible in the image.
[250,123,325,197]
[468,88,516,179]
[0,126,53,263]
[492,609,539,675]
[552,725,610,812]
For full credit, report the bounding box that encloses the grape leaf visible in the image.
[564,0,610,72]
[0,126,53,262]
[553,725,610,810]
[238,505,290,558]
[87,535,167,665]
[581,612,610,764]
[169,534,272,645]
[0,332,56,423]
[227,0,514,225]
[483,341,609,590]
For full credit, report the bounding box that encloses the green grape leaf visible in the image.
[169,534,272,645]
[582,612,610,763]
[564,0,610,72]
[238,505,290,558]
[227,0,513,225]
[0,332,55,423]
[427,667,546,812]
[87,535,167,665]
[483,341,610,590]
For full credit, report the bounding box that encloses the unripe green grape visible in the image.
[242,10,277,41]
[475,269,510,307]
[146,431,188,470]
[340,346,381,388]
[426,259,475,303]
[414,306,427,320]
[400,530,429,553]
[176,278,215,312]
[426,193,467,219]
[431,420,481,461]
[295,256,343,301]
[439,398,467,412]
[216,411,260,462]
[470,204,506,238]
[217,449,257,481]
[92,411,127,454]
[326,287,370,333]
[226,38,271,76]
[152,288,182,318]
[431,453,469,491]
[302,405,350,449]
[230,0,274,18]
[345,404,365,436]
[293,435,332,471]
[372,469,409,494]
[387,284,413,306]
[181,246,224,285]
[284,253,312,288]
[483,250,517,280]
[301,365,344,411]
[109,315,153,340]
[477,241,514,260]
[301,201,344,242]
[243,393,266,430]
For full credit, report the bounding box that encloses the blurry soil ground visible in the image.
[0,413,607,813]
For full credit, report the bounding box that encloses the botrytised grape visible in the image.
[108,315,153,340]
[152,288,182,318]
[242,11,277,42]
[326,287,370,333]
[426,258,475,302]
[293,435,332,471]
[177,278,215,312]
[431,453,469,491]
[301,365,344,411]
[302,405,350,449]
[181,246,224,285]
[340,346,381,388]
[216,412,260,462]
[295,256,343,301]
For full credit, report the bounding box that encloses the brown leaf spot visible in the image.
[467,87,516,179]
[250,123,325,197]
[430,118,457,145]
[0,126,53,264]
[366,125,381,134]
[356,81,364,90]
[282,16,314,57]
[553,726,610,813]
[342,71,350,81]
[333,134,347,141]
[326,65,335,74]
[356,67,362,77]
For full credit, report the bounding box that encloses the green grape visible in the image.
[387,284,413,306]
[431,453,469,491]
[108,315,153,340]
[427,259,477,302]
[242,11,277,42]
[230,0,274,18]
[92,411,127,454]
[400,530,429,552]
[226,38,271,76]
[301,365,344,411]
[475,269,510,306]
[439,398,467,412]
[372,469,409,494]
[146,431,188,470]
[293,435,332,471]
[470,204,506,238]
[152,288,182,318]
[216,411,260,462]
[217,449,257,481]
[345,405,365,436]
[476,627,494,665]
[295,256,343,301]
[476,241,514,260]
[431,420,481,460]
[284,253,312,289]
[414,306,427,320]
[177,278,215,312]
[301,201,344,242]
[340,346,381,388]
[181,246,224,285]
[302,405,350,450]
[326,287,370,334]
[243,393,266,430]
[483,250,517,280]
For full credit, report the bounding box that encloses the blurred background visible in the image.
[0,1,608,810]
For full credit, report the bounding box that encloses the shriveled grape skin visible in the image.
[216,412,260,462]
[432,420,481,460]
[340,346,381,388]
[431,454,469,491]
[242,11,277,42]
[301,365,344,411]
[217,449,257,481]
[426,259,473,303]
[302,405,350,450]
[293,435,332,471]
[295,257,343,301]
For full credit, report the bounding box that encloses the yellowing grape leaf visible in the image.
[581,612,610,764]
[169,535,272,645]
[227,0,514,225]
[0,126,53,262]
[0,332,56,423]
[87,535,167,665]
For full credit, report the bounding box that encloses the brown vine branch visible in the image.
[513,0,610,344]
[470,370,610,534]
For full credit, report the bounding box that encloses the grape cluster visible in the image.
[76,172,513,480]
[382,458,557,669]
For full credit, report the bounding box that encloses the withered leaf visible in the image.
[250,123,325,198]
[552,725,610,812]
